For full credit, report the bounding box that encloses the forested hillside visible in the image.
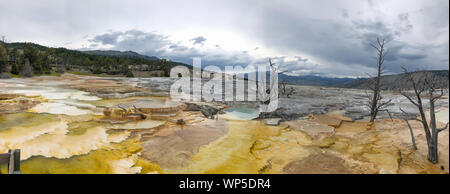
[0,41,188,77]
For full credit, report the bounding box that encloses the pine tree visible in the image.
[126,70,134,77]
[11,62,19,75]
[0,43,7,72]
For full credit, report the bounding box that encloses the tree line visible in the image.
[0,42,181,77]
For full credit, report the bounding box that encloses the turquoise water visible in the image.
[223,107,260,120]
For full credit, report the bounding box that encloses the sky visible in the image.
[0,0,448,77]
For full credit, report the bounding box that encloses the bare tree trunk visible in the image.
[428,132,438,163]
[404,120,418,150]
[368,38,389,122]
[400,67,448,164]
[428,91,439,163]
[369,63,381,122]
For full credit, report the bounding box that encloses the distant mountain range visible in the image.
[275,70,449,89]
[82,50,159,61]
[338,70,449,90]
[279,74,356,86]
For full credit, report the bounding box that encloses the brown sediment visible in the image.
[323,118,448,174]
[283,153,352,174]
[140,118,229,171]
[32,73,157,98]
[374,118,449,174]
[0,94,42,115]
[102,99,186,121]
[0,93,20,100]
[87,96,167,107]
[61,75,152,97]
[109,119,166,138]
[326,110,353,122]
[156,120,313,174]
[335,121,371,135]
[285,120,335,140]
[69,84,150,96]
[308,114,343,127]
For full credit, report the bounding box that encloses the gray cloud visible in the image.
[251,0,448,76]
[341,9,349,18]
[89,30,171,56]
[271,56,318,76]
[90,32,121,45]
[398,53,427,60]
[87,30,259,68]
[398,13,409,21]
[190,36,207,45]
[87,22,444,77]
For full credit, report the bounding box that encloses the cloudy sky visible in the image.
[0,0,448,77]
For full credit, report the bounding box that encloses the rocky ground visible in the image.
[0,74,448,174]
[0,93,42,115]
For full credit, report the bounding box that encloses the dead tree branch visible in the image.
[399,67,448,164]
[366,37,391,122]
[404,119,418,150]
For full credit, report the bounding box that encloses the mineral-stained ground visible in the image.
[0,74,448,174]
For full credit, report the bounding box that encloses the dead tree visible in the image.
[258,58,281,112]
[270,59,295,99]
[399,109,418,150]
[365,38,392,122]
[278,81,296,98]
[258,58,297,113]
[268,58,284,92]
[286,87,296,98]
[399,67,449,164]
[279,81,287,96]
